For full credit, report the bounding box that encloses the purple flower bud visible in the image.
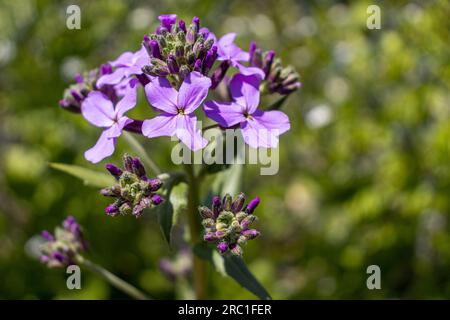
[105,163,123,178]
[204,232,217,242]
[105,204,119,216]
[240,215,256,230]
[223,194,232,211]
[123,154,134,172]
[151,194,163,205]
[70,90,83,103]
[232,193,245,213]
[150,40,162,59]
[178,19,186,33]
[194,59,202,72]
[131,157,146,177]
[249,41,257,65]
[229,243,243,256]
[211,60,231,89]
[63,216,75,228]
[212,195,221,217]
[149,178,163,191]
[100,63,112,76]
[41,230,54,241]
[263,50,275,78]
[199,27,210,40]
[52,251,65,263]
[167,54,179,74]
[202,46,217,75]
[158,14,177,30]
[242,229,260,240]
[199,206,214,219]
[186,25,196,44]
[217,242,228,254]
[245,196,260,214]
[74,73,83,84]
[192,16,200,31]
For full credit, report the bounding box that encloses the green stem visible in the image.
[80,258,151,300]
[184,164,208,299]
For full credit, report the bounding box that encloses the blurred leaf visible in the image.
[193,243,271,300]
[49,163,115,188]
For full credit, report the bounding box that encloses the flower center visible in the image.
[177,108,185,115]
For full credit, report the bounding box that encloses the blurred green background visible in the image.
[1,0,449,299]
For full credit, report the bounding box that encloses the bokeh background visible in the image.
[1,0,449,299]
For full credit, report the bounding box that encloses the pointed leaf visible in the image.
[49,163,115,188]
[193,243,271,300]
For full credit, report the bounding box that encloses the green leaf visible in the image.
[49,163,115,188]
[123,132,161,175]
[157,178,187,247]
[193,243,272,300]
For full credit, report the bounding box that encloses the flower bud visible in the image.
[199,206,214,219]
[240,215,256,230]
[105,163,123,178]
[223,194,232,211]
[231,193,245,213]
[242,229,260,240]
[105,204,119,216]
[217,242,228,254]
[178,19,186,32]
[245,196,260,214]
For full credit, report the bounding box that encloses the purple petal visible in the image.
[203,101,245,127]
[144,77,178,114]
[142,114,178,138]
[84,130,116,163]
[177,71,211,114]
[240,110,290,149]
[218,33,237,47]
[110,51,134,67]
[251,109,290,135]
[96,68,127,88]
[230,74,261,114]
[81,92,115,127]
[231,50,250,62]
[115,79,138,117]
[174,114,207,151]
[236,63,265,79]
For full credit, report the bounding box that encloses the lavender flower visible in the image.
[204,73,290,148]
[142,14,218,85]
[216,33,265,79]
[142,71,210,151]
[39,216,87,268]
[59,64,115,113]
[96,46,150,88]
[249,42,301,95]
[81,78,138,163]
[100,154,163,218]
[199,193,261,256]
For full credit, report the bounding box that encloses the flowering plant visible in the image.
[41,14,300,300]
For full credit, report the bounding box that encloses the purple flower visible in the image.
[81,78,138,163]
[96,46,149,88]
[204,74,290,148]
[216,33,264,79]
[142,71,210,151]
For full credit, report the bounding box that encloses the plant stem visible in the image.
[184,164,208,299]
[80,258,151,300]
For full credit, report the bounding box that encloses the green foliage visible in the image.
[1,0,449,299]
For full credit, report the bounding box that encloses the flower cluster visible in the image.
[59,13,300,163]
[199,193,261,256]
[248,42,301,95]
[39,216,87,268]
[101,154,163,218]
[142,14,217,86]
